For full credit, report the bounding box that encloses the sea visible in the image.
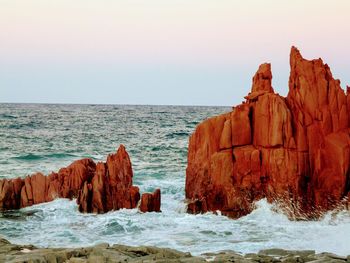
[0,103,350,256]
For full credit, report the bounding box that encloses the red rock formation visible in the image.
[0,145,159,214]
[186,47,350,219]
[139,189,161,213]
[77,146,141,213]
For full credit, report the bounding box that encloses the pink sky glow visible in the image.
[0,0,349,105]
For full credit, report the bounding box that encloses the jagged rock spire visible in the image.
[251,63,274,93]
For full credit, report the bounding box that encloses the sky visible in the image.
[0,0,349,106]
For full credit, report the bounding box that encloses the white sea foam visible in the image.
[1,198,349,256]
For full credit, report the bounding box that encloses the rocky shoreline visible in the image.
[1,47,349,262]
[1,238,349,263]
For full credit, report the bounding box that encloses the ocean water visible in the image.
[0,103,350,256]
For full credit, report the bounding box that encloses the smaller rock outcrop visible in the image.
[139,189,161,213]
[0,145,160,214]
[77,146,141,213]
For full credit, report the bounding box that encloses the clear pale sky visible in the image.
[0,0,349,106]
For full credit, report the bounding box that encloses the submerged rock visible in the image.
[0,145,160,214]
[186,47,350,219]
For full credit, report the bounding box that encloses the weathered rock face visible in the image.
[0,145,159,214]
[139,189,161,213]
[186,47,350,219]
[76,145,141,213]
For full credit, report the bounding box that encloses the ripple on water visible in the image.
[12,153,44,161]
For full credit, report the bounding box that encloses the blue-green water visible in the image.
[1,103,350,255]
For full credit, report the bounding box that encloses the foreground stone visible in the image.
[186,47,350,219]
[1,238,349,263]
[0,238,201,263]
[0,145,161,214]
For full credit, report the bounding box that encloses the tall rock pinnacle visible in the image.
[186,47,350,219]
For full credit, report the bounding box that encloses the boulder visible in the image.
[186,47,350,219]
[139,189,161,213]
